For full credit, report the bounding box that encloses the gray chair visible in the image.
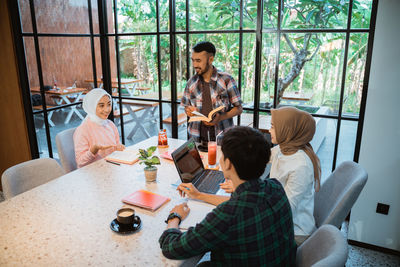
[56,127,77,173]
[314,161,368,228]
[296,224,348,267]
[1,158,64,199]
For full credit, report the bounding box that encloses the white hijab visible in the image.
[82,88,111,126]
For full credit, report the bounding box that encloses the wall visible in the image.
[0,0,32,189]
[348,0,400,251]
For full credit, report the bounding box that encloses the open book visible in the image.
[105,149,139,165]
[188,106,224,123]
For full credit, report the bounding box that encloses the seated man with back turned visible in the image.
[159,126,296,266]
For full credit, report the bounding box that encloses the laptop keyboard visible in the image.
[194,170,224,193]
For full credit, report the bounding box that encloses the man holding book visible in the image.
[181,41,243,146]
[159,126,296,266]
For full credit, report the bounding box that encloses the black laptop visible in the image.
[171,138,225,194]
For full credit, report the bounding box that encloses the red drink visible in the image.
[208,142,217,167]
[158,129,168,147]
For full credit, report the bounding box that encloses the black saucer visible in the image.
[110,215,142,234]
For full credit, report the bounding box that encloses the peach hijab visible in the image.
[271,106,321,191]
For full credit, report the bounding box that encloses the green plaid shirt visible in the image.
[159,179,297,266]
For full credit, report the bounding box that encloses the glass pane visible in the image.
[33,113,49,158]
[282,0,349,29]
[160,0,169,32]
[160,35,171,100]
[189,0,240,31]
[18,0,33,33]
[241,33,256,108]
[342,33,368,117]
[189,34,239,82]
[38,37,93,90]
[351,0,373,29]
[116,0,157,33]
[260,33,277,109]
[120,100,159,145]
[23,37,41,106]
[176,104,188,140]
[90,0,99,34]
[243,0,258,29]
[336,119,357,166]
[277,33,345,115]
[176,0,186,31]
[34,0,90,34]
[263,0,278,29]
[237,111,253,127]
[314,118,336,183]
[113,35,158,96]
[176,34,188,95]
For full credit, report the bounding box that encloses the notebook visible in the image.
[160,151,173,161]
[105,150,139,165]
[171,138,225,194]
[122,190,170,211]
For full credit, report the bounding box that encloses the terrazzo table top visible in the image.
[0,137,211,266]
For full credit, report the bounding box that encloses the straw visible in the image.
[216,131,223,143]
[207,130,210,142]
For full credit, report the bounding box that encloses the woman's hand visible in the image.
[90,144,113,155]
[219,179,234,193]
[114,144,125,151]
[169,202,190,221]
[177,183,201,199]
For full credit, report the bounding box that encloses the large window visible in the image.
[12,0,376,180]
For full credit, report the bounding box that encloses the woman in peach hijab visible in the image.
[220,106,321,245]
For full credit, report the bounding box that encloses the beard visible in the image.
[195,61,211,76]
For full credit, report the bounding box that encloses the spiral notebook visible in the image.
[122,190,170,211]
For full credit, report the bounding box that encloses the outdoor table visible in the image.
[84,78,145,97]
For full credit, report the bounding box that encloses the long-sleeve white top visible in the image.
[270,145,316,236]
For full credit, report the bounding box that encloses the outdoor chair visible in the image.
[296,224,348,267]
[56,127,77,173]
[314,161,368,228]
[1,158,64,199]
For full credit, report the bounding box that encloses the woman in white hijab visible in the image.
[73,88,125,168]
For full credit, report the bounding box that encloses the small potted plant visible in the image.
[138,146,160,182]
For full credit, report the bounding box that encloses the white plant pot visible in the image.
[144,166,157,183]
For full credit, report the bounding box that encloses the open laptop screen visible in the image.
[173,139,204,183]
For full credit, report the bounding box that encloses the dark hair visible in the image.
[192,41,216,56]
[221,126,271,181]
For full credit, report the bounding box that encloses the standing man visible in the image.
[181,41,242,147]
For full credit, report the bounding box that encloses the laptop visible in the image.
[171,138,225,194]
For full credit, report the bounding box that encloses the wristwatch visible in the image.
[165,212,182,225]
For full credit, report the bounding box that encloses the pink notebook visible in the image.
[160,151,173,161]
[122,190,170,211]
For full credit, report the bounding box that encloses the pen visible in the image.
[106,160,120,166]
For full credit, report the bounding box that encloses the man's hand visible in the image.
[177,183,201,199]
[203,112,221,126]
[170,202,190,221]
[184,106,198,117]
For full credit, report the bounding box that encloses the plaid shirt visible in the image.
[159,179,297,266]
[180,67,242,142]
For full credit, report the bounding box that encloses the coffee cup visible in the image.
[116,207,135,225]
